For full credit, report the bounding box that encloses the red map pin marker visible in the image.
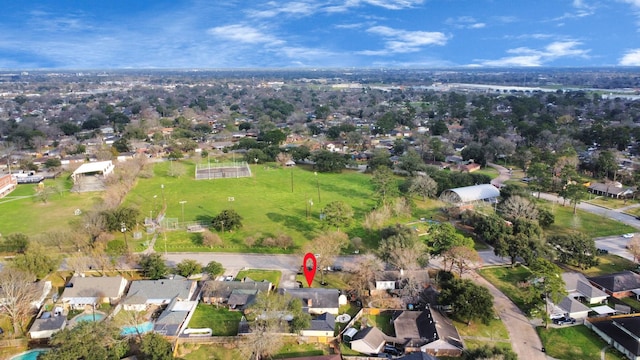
[303,253,317,287]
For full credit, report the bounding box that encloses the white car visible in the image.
[622,233,635,238]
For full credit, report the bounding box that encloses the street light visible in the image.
[179,200,187,224]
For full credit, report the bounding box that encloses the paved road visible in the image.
[595,235,637,262]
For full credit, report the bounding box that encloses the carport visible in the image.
[591,305,616,316]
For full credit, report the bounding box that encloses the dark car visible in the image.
[383,345,402,356]
[553,317,576,325]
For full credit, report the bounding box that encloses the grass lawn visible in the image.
[179,343,243,360]
[124,161,378,253]
[340,343,362,356]
[463,339,512,352]
[235,269,281,288]
[296,271,350,289]
[479,265,533,314]
[453,318,509,342]
[537,325,625,360]
[565,254,637,277]
[543,202,636,238]
[272,342,329,359]
[586,197,638,210]
[187,304,242,336]
[474,167,499,179]
[0,175,104,236]
[363,310,395,336]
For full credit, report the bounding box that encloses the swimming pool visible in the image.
[10,349,48,360]
[121,321,153,335]
[74,313,105,322]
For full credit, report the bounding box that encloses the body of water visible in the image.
[10,349,48,360]
[74,313,105,322]
[121,321,153,335]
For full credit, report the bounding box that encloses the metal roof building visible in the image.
[439,184,500,204]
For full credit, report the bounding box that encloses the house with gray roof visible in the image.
[281,288,340,315]
[350,326,387,355]
[558,296,590,320]
[61,276,127,309]
[201,279,272,309]
[154,297,198,337]
[122,279,197,311]
[562,272,608,304]
[29,313,66,339]
[300,312,336,339]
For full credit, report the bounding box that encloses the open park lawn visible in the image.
[124,161,379,252]
[0,175,104,236]
[479,265,533,314]
[187,304,242,336]
[537,325,625,360]
[235,269,281,287]
[543,202,636,238]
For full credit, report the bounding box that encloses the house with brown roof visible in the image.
[588,271,640,299]
[392,309,463,357]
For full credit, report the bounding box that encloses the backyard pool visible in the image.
[121,321,153,335]
[74,313,105,323]
[10,349,48,360]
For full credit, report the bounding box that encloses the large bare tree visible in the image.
[346,254,384,298]
[628,237,640,263]
[499,195,539,221]
[0,268,38,335]
[303,231,348,285]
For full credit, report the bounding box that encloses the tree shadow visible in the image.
[195,214,214,224]
[266,211,317,237]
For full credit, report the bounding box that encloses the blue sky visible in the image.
[1,0,640,69]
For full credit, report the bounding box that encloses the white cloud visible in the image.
[475,40,590,67]
[207,24,284,46]
[360,25,448,55]
[549,0,597,21]
[619,49,640,65]
[445,16,486,29]
[247,1,319,18]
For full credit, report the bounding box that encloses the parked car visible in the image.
[553,317,576,325]
[622,233,635,238]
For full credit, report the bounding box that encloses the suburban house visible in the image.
[588,182,635,199]
[393,310,463,357]
[153,297,198,336]
[201,279,272,309]
[350,326,388,355]
[122,279,197,311]
[562,272,609,305]
[282,288,341,315]
[588,271,640,299]
[370,270,431,296]
[300,312,336,341]
[61,276,128,309]
[397,353,439,360]
[589,316,640,360]
[556,297,591,320]
[28,309,66,339]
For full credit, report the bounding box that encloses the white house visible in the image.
[61,276,127,309]
[122,279,197,311]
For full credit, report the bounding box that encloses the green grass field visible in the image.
[187,304,242,336]
[124,161,378,252]
[564,254,637,277]
[0,175,104,236]
[543,202,636,238]
[235,269,281,288]
[537,325,624,360]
